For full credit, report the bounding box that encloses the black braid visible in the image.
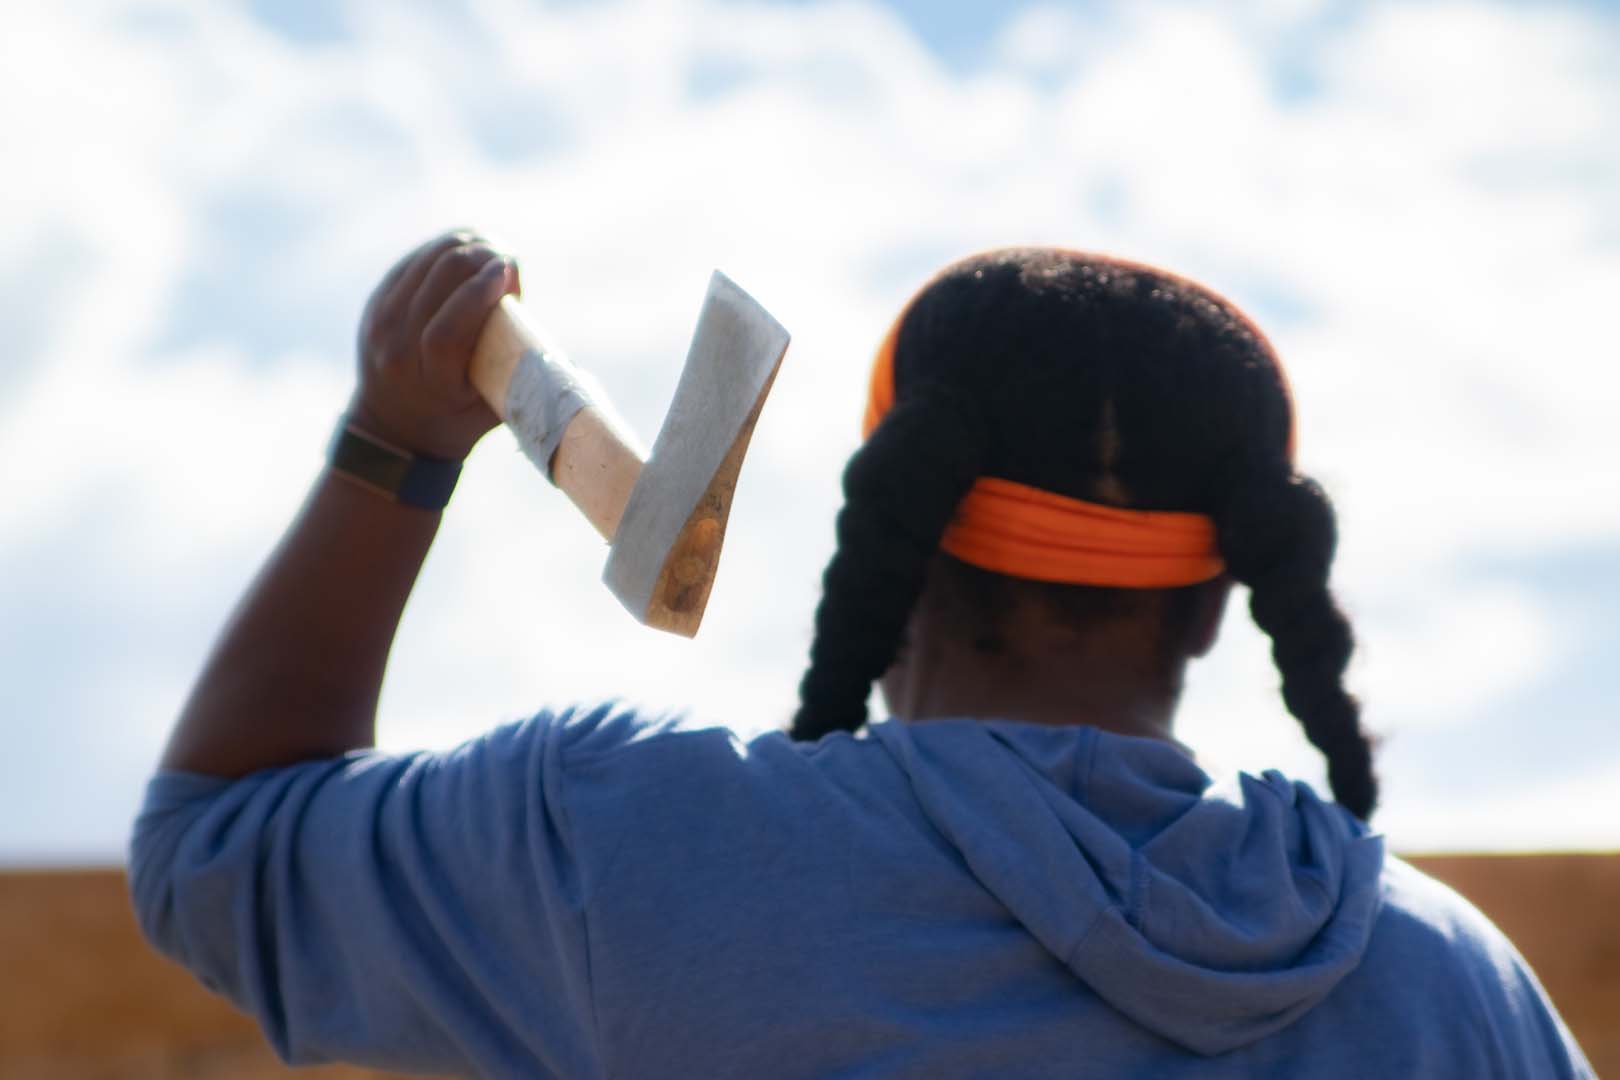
[791,247,1379,819]
[1216,472,1379,819]
[792,394,987,740]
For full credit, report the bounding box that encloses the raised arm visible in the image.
[159,230,517,777]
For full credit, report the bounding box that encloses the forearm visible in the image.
[159,468,441,777]
[157,230,515,777]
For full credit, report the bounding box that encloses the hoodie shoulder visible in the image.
[1347,857,1593,1078]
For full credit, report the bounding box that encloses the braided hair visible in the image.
[790,248,1379,820]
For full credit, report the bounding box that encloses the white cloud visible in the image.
[1356,581,1563,730]
[2,0,1618,859]
[1385,756,1620,853]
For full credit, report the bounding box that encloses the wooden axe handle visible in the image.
[468,296,644,541]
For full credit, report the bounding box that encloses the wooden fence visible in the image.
[1,855,1614,1078]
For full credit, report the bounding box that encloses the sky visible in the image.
[2,0,1617,862]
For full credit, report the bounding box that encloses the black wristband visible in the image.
[327,419,462,510]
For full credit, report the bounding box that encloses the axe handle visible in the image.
[469,296,645,541]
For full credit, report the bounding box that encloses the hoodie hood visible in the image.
[867,717,1385,1056]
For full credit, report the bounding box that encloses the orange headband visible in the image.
[863,287,1282,588]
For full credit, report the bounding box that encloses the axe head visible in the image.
[603,271,790,637]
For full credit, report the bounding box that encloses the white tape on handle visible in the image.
[504,344,599,484]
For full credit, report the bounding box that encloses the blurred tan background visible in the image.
[2,855,1614,1079]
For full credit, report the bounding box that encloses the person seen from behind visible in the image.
[128,233,1594,1078]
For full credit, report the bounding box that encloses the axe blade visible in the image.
[602,271,790,637]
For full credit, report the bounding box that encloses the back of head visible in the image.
[792,247,1379,820]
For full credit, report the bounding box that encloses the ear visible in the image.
[1186,575,1233,658]
[878,665,906,719]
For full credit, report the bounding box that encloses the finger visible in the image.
[420,257,517,403]
[405,242,500,342]
[369,230,480,330]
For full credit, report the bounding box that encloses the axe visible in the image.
[468,271,790,638]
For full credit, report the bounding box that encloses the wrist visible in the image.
[328,414,463,510]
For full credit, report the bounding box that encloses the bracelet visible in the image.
[327,417,463,510]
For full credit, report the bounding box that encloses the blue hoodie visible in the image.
[129,701,1592,1078]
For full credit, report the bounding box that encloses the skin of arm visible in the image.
[158,230,520,777]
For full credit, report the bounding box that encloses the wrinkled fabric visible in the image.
[130,701,1593,1079]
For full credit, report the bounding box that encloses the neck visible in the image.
[877,562,1230,749]
[880,622,1188,745]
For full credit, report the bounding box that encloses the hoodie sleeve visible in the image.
[126,706,612,1077]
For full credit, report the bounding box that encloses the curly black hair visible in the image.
[790,248,1378,820]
